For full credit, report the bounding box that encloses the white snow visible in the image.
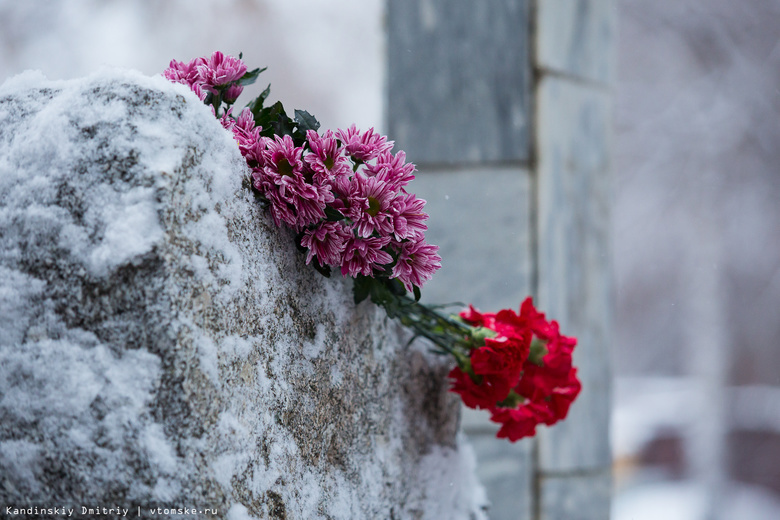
[0,440,43,494]
[87,188,163,276]
[413,435,489,520]
[0,67,243,286]
[227,503,253,520]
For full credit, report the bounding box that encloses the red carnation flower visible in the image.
[469,336,528,386]
[460,305,486,326]
[449,297,581,442]
[490,402,552,442]
[448,367,512,410]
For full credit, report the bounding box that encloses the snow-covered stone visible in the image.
[0,70,486,519]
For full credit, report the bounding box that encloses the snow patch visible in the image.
[87,188,163,276]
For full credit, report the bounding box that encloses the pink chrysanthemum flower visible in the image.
[300,221,352,267]
[190,82,208,101]
[253,177,297,228]
[288,178,334,229]
[256,172,333,230]
[390,238,441,291]
[341,236,393,278]
[391,192,429,240]
[163,57,204,87]
[244,136,270,170]
[232,108,262,156]
[262,134,305,180]
[336,125,394,162]
[305,130,351,184]
[223,83,244,104]
[255,135,334,229]
[346,174,398,238]
[197,51,247,89]
[218,107,235,131]
[364,149,416,190]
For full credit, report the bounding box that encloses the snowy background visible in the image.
[0,0,385,130]
[614,1,780,519]
[2,0,780,519]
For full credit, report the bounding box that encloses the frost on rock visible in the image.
[0,70,487,519]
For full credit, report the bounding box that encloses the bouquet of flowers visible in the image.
[164,51,581,442]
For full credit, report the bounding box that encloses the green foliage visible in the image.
[528,338,548,366]
[350,274,475,366]
[324,206,345,222]
[238,67,266,87]
[294,110,320,134]
[353,275,373,305]
[242,73,321,148]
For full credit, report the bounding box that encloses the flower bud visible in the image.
[469,326,497,347]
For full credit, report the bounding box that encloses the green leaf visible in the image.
[238,66,266,87]
[255,101,290,138]
[257,83,271,105]
[387,278,407,297]
[313,262,331,278]
[496,390,524,409]
[246,96,264,119]
[254,102,280,128]
[272,111,296,137]
[294,231,307,253]
[413,285,422,302]
[294,109,321,134]
[246,83,272,118]
[324,206,345,221]
[353,276,372,304]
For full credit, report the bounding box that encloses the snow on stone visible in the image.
[87,187,163,275]
[0,69,486,518]
[414,435,489,520]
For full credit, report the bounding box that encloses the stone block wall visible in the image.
[387,1,615,519]
[0,71,486,519]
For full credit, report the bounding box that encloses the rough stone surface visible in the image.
[387,0,531,165]
[0,71,486,520]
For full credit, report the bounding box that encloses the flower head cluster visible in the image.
[164,51,247,104]
[449,298,581,441]
[245,124,441,291]
[164,52,439,293]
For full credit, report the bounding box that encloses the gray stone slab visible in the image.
[467,432,534,520]
[0,71,488,519]
[461,406,501,435]
[536,0,617,84]
[535,76,613,472]
[410,167,532,312]
[387,0,531,165]
[539,469,612,520]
